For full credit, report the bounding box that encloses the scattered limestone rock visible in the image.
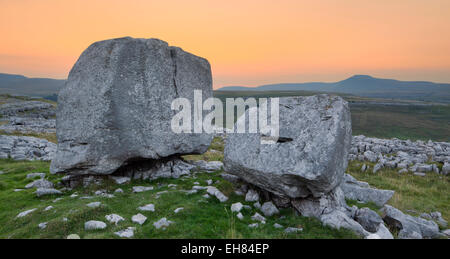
[44,206,54,211]
[354,207,384,233]
[111,177,131,185]
[442,229,450,237]
[253,202,262,210]
[320,210,369,237]
[35,188,62,197]
[138,204,155,212]
[245,189,259,202]
[284,227,303,233]
[174,207,184,214]
[206,186,228,202]
[236,213,244,220]
[114,227,135,238]
[251,212,266,223]
[374,223,394,239]
[193,160,224,172]
[132,186,154,193]
[273,223,283,229]
[153,217,174,229]
[38,222,47,229]
[105,214,125,225]
[84,220,107,230]
[220,173,240,183]
[114,188,124,193]
[25,179,53,189]
[231,202,243,213]
[381,205,440,239]
[86,202,101,208]
[341,174,394,207]
[248,223,259,228]
[67,234,80,239]
[132,213,147,225]
[261,202,279,217]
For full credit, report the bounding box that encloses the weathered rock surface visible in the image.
[16,208,37,218]
[153,217,174,229]
[84,220,107,230]
[341,174,394,207]
[354,207,383,233]
[0,117,55,134]
[0,135,56,161]
[51,37,213,177]
[0,101,54,117]
[224,95,352,199]
[261,202,279,217]
[132,213,147,225]
[115,227,135,238]
[35,188,62,197]
[320,210,369,237]
[206,186,228,202]
[25,179,54,189]
[381,205,440,239]
[105,214,125,225]
[138,204,155,212]
[191,160,224,172]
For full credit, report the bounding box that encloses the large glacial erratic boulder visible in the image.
[224,95,352,199]
[51,37,213,176]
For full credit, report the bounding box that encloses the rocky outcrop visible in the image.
[0,98,56,135]
[0,101,54,117]
[0,117,55,134]
[224,95,352,199]
[0,135,55,161]
[50,37,213,177]
[349,135,450,175]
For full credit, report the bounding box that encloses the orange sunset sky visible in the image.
[1,0,450,88]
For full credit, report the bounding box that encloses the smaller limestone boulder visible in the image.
[261,202,279,217]
[354,207,383,233]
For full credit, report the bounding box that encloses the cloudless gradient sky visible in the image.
[1,0,450,88]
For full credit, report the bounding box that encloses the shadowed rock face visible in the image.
[51,37,213,176]
[224,95,352,198]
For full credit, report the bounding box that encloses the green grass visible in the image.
[347,160,450,222]
[0,158,357,239]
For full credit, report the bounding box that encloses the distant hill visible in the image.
[0,73,65,98]
[217,75,450,103]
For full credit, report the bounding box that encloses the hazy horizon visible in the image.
[1,0,450,88]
